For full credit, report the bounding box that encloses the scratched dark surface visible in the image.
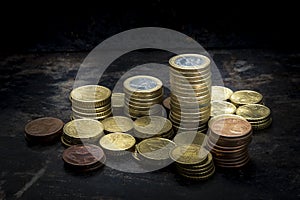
[0,2,300,199]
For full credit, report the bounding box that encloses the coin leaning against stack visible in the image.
[123,75,165,119]
[70,85,112,120]
[170,144,215,180]
[169,54,212,133]
[236,104,272,130]
[205,117,253,168]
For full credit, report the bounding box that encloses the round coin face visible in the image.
[169,54,211,71]
[102,116,133,133]
[170,144,208,165]
[210,100,236,117]
[136,138,176,160]
[230,90,263,105]
[70,85,111,103]
[134,116,172,136]
[236,104,271,121]
[211,86,233,101]
[25,117,64,137]
[62,144,105,166]
[173,131,207,146]
[210,118,252,138]
[99,132,136,151]
[123,75,162,93]
[63,119,104,139]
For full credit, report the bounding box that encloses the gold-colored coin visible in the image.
[136,137,176,161]
[169,54,211,71]
[210,100,236,117]
[170,144,208,165]
[63,119,104,139]
[72,108,112,118]
[170,67,211,77]
[211,86,233,101]
[230,90,263,105]
[123,75,163,94]
[99,132,136,152]
[134,116,172,137]
[70,85,111,105]
[111,93,125,108]
[251,118,272,130]
[101,116,133,133]
[72,103,111,114]
[72,112,112,121]
[173,131,207,146]
[236,104,270,121]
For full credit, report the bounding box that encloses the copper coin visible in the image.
[25,117,64,143]
[62,144,105,167]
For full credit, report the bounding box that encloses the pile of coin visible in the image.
[211,86,233,101]
[133,116,174,140]
[169,54,211,133]
[170,144,215,180]
[236,104,272,130]
[101,116,134,134]
[134,137,176,167]
[70,85,112,120]
[206,117,252,168]
[61,119,104,147]
[230,90,263,107]
[123,75,164,118]
[62,144,106,172]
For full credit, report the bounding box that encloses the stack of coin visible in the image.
[70,85,112,120]
[62,144,106,172]
[211,86,233,101]
[169,54,211,133]
[133,116,174,140]
[24,117,64,144]
[210,100,236,117]
[230,90,263,107]
[111,93,125,116]
[123,75,164,118]
[101,116,134,134]
[134,137,175,166]
[208,114,247,128]
[206,117,252,168]
[99,132,136,156]
[236,104,272,130]
[170,144,215,180]
[173,131,207,146]
[61,119,104,147]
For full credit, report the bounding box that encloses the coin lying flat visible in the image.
[230,90,263,106]
[173,131,207,146]
[24,117,64,144]
[169,54,211,71]
[101,116,133,133]
[170,144,208,165]
[211,86,233,101]
[123,75,163,94]
[210,100,236,117]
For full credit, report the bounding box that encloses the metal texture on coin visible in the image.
[99,132,136,151]
[236,104,271,121]
[170,144,208,165]
[211,86,233,101]
[25,117,64,137]
[230,90,263,106]
[134,116,172,137]
[70,85,111,105]
[101,116,133,133]
[123,75,162,94]
[210,100,236,117]
[63,119,104,139]
[173,131,207,146]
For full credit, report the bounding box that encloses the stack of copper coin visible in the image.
[205,117,253,168]
[169,54,211,133]
[236,104,272,130]
[24,117,64,144]
[61,119,104,147]
[62,144,106,172]
[70,85,112,120]
[230,90,263,107]
[170,144,215,180]
[133,116,174,140]
[101,116,134,134]
[123,75,165,119]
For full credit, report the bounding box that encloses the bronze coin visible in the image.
[62,144,105,167]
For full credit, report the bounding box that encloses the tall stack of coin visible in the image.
[61,119,104,147]
[169,54,211,133]
[230,90,263,107]
[236,104,272,130]
[70,85,112,120]
[206,117,252,168]
[133,116,174,140]
[123,75,165,119]
[170,144,215,180]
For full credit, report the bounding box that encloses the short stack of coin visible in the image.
[236,104,272,130]
[211,86,233,101]
[170,144,215,180]
[133,116,174,140]
[62,144,106,172]
[169,54,211,133]
[230,90,263,107]
[99,132,136,156]
[134,137,175,167]
[123,75,165,118]
[70,85,112,120]
[206,117,253,168]
[101,116,134,134]
[61,119,104,147]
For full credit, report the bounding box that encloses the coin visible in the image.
[123,75,163,94]
[163,97,171,111]
[169,54,211,71]
[208,114,247,128]
[211,86,233,101]
[230,90,263,106]
[173,131,207,146]
[24,117,64,144]
[99,132,136,154]
[236,104,271,121]
[101,116,133,133]
[210,100,236,117]
[111,93,125,108]
[170,144,208,165]
[72,103,111,114]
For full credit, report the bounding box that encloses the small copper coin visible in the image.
[62,144,105,167]
[24,117,64,143]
